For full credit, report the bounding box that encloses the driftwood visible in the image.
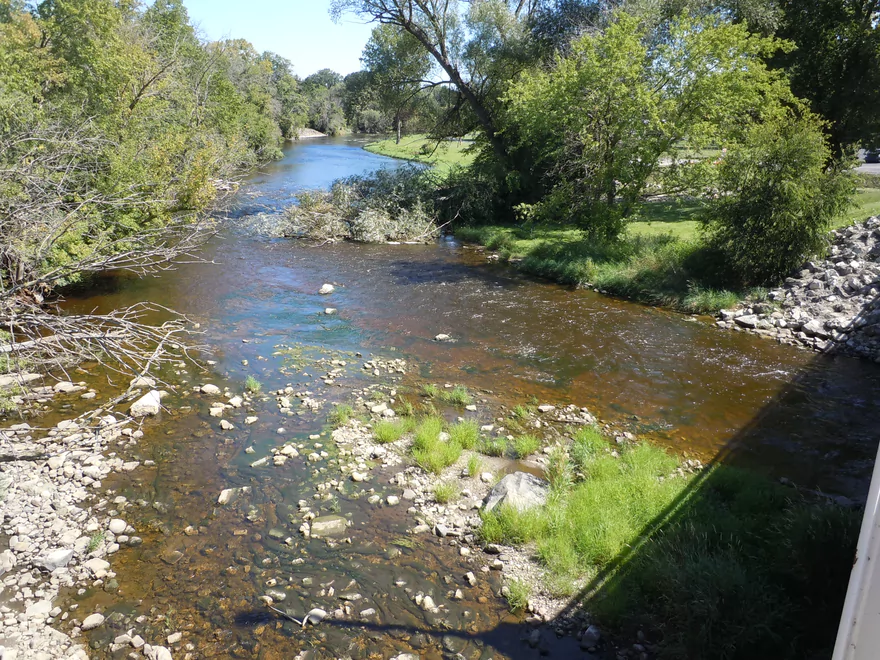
[0,452,48,463]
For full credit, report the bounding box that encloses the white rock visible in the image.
[319,283,335,295]
[108,519,127,535]
[166,632,182,644]
[245,416,258,425]
[386,495,400,506]
[82,613,105,630]
[145,645,173,660]
[220,419,234,431]
[200,384,221,395]
[537,404,555,413]
[324,308,337,315]
[130,390,167,417]
[129,376,156,389]
[228,396,243,408]
[35,548,74,571]
[217,489,235,505]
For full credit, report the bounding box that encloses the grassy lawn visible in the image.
[481,426,858,659]
[364,133,476,173]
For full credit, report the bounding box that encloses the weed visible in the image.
[369,389,387,402]
[86,532,105,553]
[570,426,609,477]
[374,419,406,444]
[411,416,462,474]
[433,482,458,504]
[481,437,508,457]
[395,398,415,417]
[328,404,353,427]
[511,404,532,420]
[244,375,262,393]
[441,385,473,406]
[546,445,573,493]
[505,579,532,613]
[467,454,483,477]
[513,434,541,458]
[422,383,441,398]
[448,419,480,449]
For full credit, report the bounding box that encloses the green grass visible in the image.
[364,134,476,174]
[86,532,105,553]
[455,222,742,314]
[512,434,542,458]
[480,437,508,457]
[433,482,458,504]
[842,188,880,226]
[411,416,462,474]
[440,385,473,406]
[448,419,480,450]
[422,383,441,399]
[467,454,483,477]
[373,419,407,444]
[479,433,860,659]
[328,403,353,427]
[0,392,18,415]
[510,404,533,420]
[505,579,532,613]
[244,375,262,393]
[394,398,415,417]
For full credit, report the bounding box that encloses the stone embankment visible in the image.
[717,216,880,360]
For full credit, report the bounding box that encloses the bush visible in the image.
[513,434,541,458]
[703,114,855,285]
[244,376,262,393]
[448,419,480,449]
[433,482,458,503]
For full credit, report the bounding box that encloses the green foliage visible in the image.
[433,482,458,504]
[467,454,483,478]
[328,403,353,427]
[422,383,441,398]
[503,11,793,239]
[512,434,541,458]
[86,531,105,553]
[703,114,856,285]
[505,579,532,613]
[480,437,508,457]
[440,385,473,406]
[373,419,406,444]
[394,398,415,417]
[448,419,480,450]
[411,416,462,474]
[244,375,262,393]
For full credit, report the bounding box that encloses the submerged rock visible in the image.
[130,390,167,417]
[309,515,348,537]
[319,283,335,295]
[482,471,549,513]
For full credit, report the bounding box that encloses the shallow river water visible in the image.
[59,136,880,659]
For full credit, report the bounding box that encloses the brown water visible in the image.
[58,136,880,658]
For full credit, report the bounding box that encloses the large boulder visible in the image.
[482,472,549,514]
[35,548,74,572]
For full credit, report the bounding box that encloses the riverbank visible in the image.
[320,384,860,658]
[364,133,475,174]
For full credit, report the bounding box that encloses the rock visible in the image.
[200,384,221,395]
[0,549,17,576]
[130,390,167,417]
[129,376,156,389]
[217,488,235,505]
[734,314,760,329]
[167,632,182,645]
[482,471,549,513]
[581,624,601,647]
[83,558,110,576]
[108,518,127,535]
[324,308,337,315]
[537,404,555,413]
[35,548,74,571]
[26,601,52,619]
[245,416,258,425]
[54,380,78,393]
[309,515,348,537]
[82,613,105,630]
[803,319,830,339]
[145,645,173,660]
[220,419,235,430]
[434,333,451,341]
[0,372,41,389]
[319,283,335,295]
[386,495,400,506]
[302,608,327,627]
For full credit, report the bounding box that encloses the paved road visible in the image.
[857,162,880,174]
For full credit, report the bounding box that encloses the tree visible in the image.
[361,24,432,142]
[774,0,880,155]
[331,0,537,161]
[503,12,793,237]
[703,114,855,284]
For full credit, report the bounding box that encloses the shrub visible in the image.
[703,114,855,285]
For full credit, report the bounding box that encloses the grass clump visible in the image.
[479,437,860,659]
[422,383,441,399]
[505,579,532,613]
[433,482,458,504]
[513,434,541,458]
[480,437,508,457]
[440,385,473,406]
[411,416,462,474]
[244,375,262,393]
[394,398,415,417]
[467,454,483,477]
[511,404,532,420]
[448,419,480,449]
[373,419,407,444]
[86,532,105,553]
[327,403,353,427]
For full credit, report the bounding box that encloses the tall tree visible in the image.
[774,0,880,155]
[361,24,432,142]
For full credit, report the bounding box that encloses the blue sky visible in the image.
[181,0,375,77]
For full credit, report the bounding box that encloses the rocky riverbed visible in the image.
[718,216,880,360]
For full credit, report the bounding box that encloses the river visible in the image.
[58,136,880,658]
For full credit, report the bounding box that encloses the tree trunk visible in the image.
[396,112,402,144]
